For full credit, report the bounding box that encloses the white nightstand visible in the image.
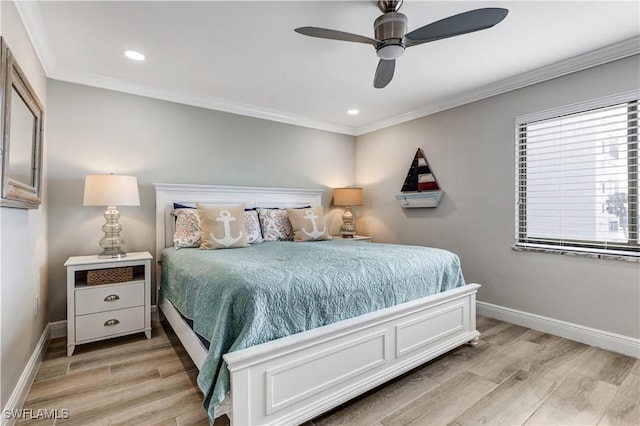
[333,235,372,242]
[65,251,152,356]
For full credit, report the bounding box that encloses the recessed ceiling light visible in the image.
[124,50,145,61]
[347,109,359,115]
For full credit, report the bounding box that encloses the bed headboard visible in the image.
[153,183,324,285]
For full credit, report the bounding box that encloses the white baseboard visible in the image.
[477,301,640,358]
[49,320,66,339]
[1,323,50,426]
[3,302,634,426]
[1,304,159,426]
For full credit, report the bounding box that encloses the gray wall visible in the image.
[356,55,640,339]
[46,80,355,322]
[0,0,48,409]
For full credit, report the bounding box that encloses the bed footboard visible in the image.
[223,283,480,425]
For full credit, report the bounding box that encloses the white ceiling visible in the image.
[15,1,640,136]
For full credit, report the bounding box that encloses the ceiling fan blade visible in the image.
[404,8,508,47]
[295,27,381,47]
[374,59,395,88]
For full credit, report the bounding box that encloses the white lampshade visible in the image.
[83,175,140,207]
[333,187,363,207]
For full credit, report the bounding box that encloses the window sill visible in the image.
[512,243,639,262]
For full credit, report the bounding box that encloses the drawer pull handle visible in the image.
[104,319,120,327]
[104,295,120,302]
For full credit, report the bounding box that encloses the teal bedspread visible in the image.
[160,240,465,422]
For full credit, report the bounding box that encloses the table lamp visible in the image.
[333,187,363,238]
[83,174,140,258]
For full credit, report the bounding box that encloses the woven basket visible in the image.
[87,267,133,286]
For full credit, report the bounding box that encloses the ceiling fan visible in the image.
[295,0,508,89]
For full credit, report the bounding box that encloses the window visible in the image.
[515,91,639,260]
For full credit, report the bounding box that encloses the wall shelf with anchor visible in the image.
[396,148,443,209]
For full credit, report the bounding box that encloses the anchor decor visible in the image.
[211,210,244,247]
[302,210,327,240]
[395,148,444,208]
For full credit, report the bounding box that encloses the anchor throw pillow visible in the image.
[197,203,249,249]
[286,207,331,242]
[172,207,262,247]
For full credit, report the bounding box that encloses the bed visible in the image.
[154,183,480,425]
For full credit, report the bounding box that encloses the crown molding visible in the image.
[15,0,639,138]
[13,0,57,74]
[48,66,356,135]
[354,37,640,135]
[49,36,638,138]
[15,1,356,136]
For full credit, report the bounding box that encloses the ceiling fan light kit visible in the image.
[295,1,508,89]
[376,44,404,60]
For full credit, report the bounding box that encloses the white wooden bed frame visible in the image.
[154,183,480,425]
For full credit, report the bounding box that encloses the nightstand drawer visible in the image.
[75,281,144,315]
[76,306,145,342]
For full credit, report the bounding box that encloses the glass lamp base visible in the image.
[98,249,127,259]
[98,206,127,258]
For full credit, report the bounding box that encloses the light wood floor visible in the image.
[18,316,639,425]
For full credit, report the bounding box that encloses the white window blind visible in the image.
[515,91,639,259]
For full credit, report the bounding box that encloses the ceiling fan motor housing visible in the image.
[374,12,407,60]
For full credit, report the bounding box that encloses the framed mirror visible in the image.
[0,37,44,209]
